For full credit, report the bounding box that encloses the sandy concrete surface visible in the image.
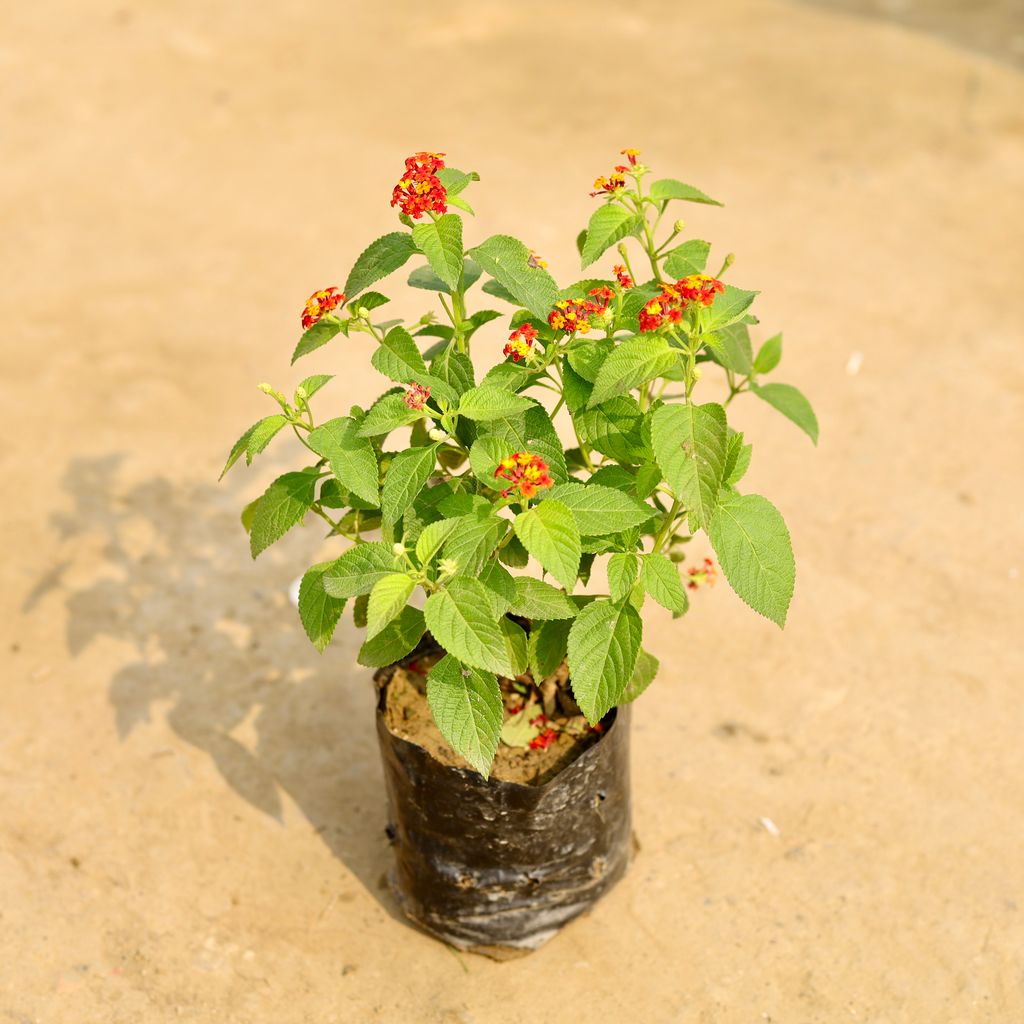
[3,1,1023,1021]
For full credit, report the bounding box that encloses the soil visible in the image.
[3,2,1024,1021]
[380,648,602,786]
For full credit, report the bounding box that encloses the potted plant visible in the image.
[222,149,817,956]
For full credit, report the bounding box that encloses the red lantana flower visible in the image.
[403,382,431,411]
[391,151,448,219]
[613,264,634,289]
[687,557,718,590]
[620,147,641,166]
[529,728,558,751]
[589,174,626,198]
[678,274,726,306]
[493,452,554,500]
[637,274,725,332]
[301,287,346,330]
[547,288,612,335]
[503,323,538,363]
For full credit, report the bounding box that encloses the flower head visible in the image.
[547,288,612,335]
[503,323,538,363]
[678,274,725,307]
[637,275,725,332]
[687,557,718,590]
[620,148,641,166]
[301,287,346,330]
[403,382,431,411]
[613,264,633,289]
[493,452,554,500]
[529,727,558,751]
[589,173,626,198]
[391,151,448,219]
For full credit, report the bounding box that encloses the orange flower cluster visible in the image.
[613,264,633,289]
[403,382,431,410]
[637,274,725,332]
[494,452,553,500]
[620,147,641,166]
[687,557,718,591]
[301,287,346,330]
[528,714,558,751]
[547,287,612,335]
[390,151,448,219]
[589,173,626,198]
[503,323,538,363]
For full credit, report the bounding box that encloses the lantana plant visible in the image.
[223,149,818,777]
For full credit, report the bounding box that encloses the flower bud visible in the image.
[294,386,308,402]
[673,219,686,234]
[428,428,447,441]
[692,367,703,381]
[721,253,735,272]
[438,558,459,576]
[392,542,406,557]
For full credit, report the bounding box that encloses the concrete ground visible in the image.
[2,1,1023,1021]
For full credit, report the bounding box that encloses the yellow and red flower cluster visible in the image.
[613,264,633,289]
[390,151,448,219]
[494,452,554,500]
[589,149,641,196]
[687,557,718,590]
[403,382,431,411]
[547,287,612,335]
[503,323,538,363]
[637,274,725,332]
[301,287,346,330]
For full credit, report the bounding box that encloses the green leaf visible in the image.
[430,347,475,398]
[468,235,559,318]
[356,393,421,437]
[322,541,401,598]
[469,436,509,482]
[753,333,783,375]
[567,337,613,383]
[411,213,464,292]
[297,374,333,401]
[357,606,425,668]
[426,656,502,778]
[220,416,289,479]
[576,396,650,464]
[481,277,519,305]
[249,472,317,558]
[607,552,639,603]
[381,445,437,526]
[308,416,379,506]
[706,285,759,331]
[723,431,753,486]
[641,553,689,614]
[298,561,347,653]
[513,500,581,591]
[415,517,461,565]
[348,291,390,313]
[436,167,479,197]
[408,259,481,296]
[708,492,795,628]
[345,232,417,297]
[479,561,517,614]
[751,382,819,445]
[509,577,578,620]
[291,319,343,364]
[442,509,507,576]
[650,402,728,531]
[567,599,643,723]
[457,385,533,421]
[662,239,710,278]
[424,579,520,676]
[581,205,643,269]
[371,325,427,384]
[620,648,659,704]
[529,619,571,681]
[366,573,416,640]
[705,323,753,375]
[588,335,678,407]
[649,178,722,206]
[561,362,593,414]
[544,482,650,535]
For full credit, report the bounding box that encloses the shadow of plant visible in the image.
[40,454,394,905]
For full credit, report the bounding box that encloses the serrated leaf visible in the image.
[481,277,519,305]
[426,655,502,778]
[408,259,482,296]
[458,385,533,421]
[662,239,711,278]
[581,205,643,269]
[567,600,643,723]
[424,578,520,676]
[297,374,333,401]
[544,482,651,535]
[641,553,689,614]
[607,552,639,602]
[356,393,422,437]
[357,606,425,667]
[249,472,317,558]
[576,396,650,464]
[620,648,659,704]
[753,333,783,375]
[751,382,819,445]
[348,291,390,313]
[513,500,580,591]
[468,235,559,318]
[588,335,679,407]
[291,319,343,364]
[479,561,517,615]
[651,402,728,531]
[411,213,464,292]
[308,416,379,506]
[723,431,753,486]
[708,492,795,628]
[415,517,462,565]
[430,347,475,398]
[322,541,401,598]
[435,167,479,196]
[529,619,571,681]
[468,435,508,482]
[298,561,347,653]
[706,322,753,375]
[381,445,437,526]
[707,285,759,331]
[567,337,613,383]
[442,509,507,576]
[345,232,417,297]
[221,416,289,479]
[366,572,416,640]
[509,577,578,620]
[371,325,427,384]
[649,178,722,206]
